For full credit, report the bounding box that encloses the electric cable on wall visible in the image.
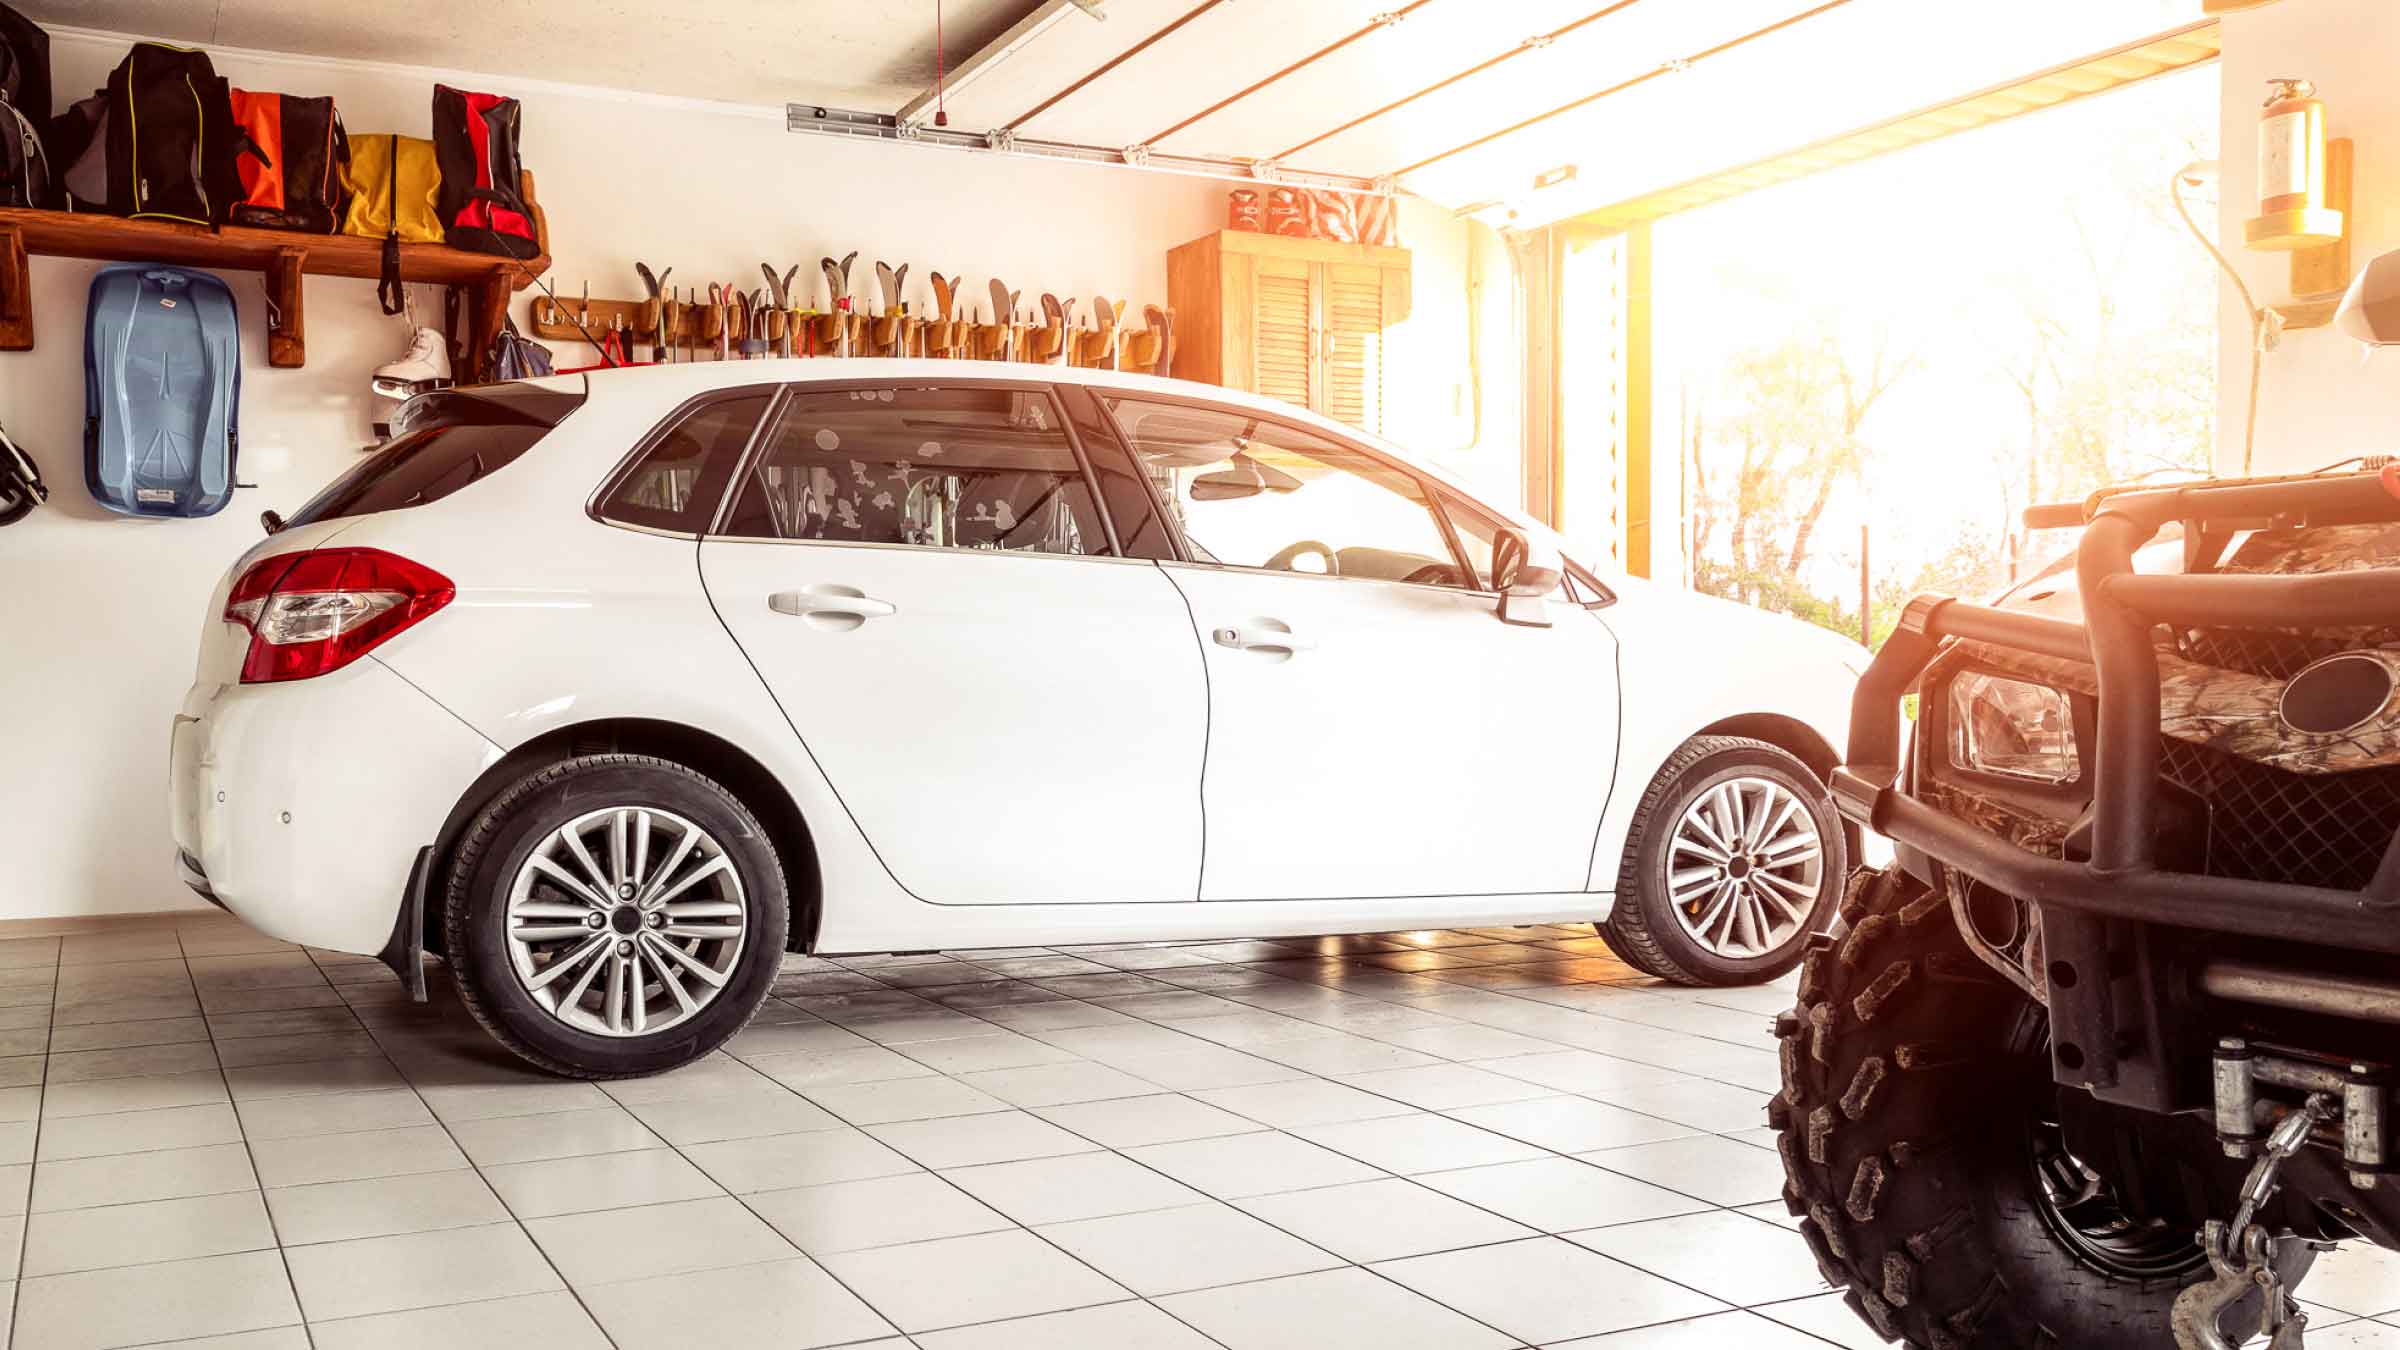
[2171,160,2267,477]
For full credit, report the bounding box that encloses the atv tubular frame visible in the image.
[1833,471,2400,1113]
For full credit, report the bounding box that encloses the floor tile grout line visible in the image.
[752,972,1303,1347]
[829,961,1783,1225]
[817,971,1558,1348]
[820,951,1813,1344]
[815,941,1784,1105]
[347,980,631,1350]
[4,939,59,1350]
[194,932,318,1350]
[580,1009,1167,1349]
[44,928,2317,1348]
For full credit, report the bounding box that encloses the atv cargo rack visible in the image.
[1833,470,2400,1105]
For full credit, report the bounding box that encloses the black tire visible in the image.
[1771,866,2309,1348]
[1600,735,1846,985]
[443,754,788,1079]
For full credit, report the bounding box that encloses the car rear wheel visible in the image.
[444,755,787,1078]
[1599,735,1844,985]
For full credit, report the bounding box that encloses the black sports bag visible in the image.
[0,2,50,208]
[56,42,245,224]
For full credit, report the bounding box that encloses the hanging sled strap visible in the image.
[378,135,404,316]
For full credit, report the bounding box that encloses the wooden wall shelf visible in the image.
[0,171,550,378]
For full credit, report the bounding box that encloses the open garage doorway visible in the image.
[1560,53,2220,648]
[1657,66,2217,640]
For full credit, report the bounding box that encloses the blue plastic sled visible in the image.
[84,263,241,518]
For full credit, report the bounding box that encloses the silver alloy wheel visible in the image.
[1664,775,1826,959]
[504,805,747,1038]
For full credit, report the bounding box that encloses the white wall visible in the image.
[0,29,1503,921]
[2215,0,2400,473]
[1389,199,1523,509]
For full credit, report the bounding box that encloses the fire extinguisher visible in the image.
[2259,77,2327,218]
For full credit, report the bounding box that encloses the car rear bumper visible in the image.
[169,659,500,955]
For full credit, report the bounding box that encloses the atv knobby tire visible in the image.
[1772,865,2306,1348]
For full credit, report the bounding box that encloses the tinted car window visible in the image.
[1058,386,1175,560]
[285,382,584,528]
[720,386,1107,556]
[1102,395,1472,588]
[593,393,773,533]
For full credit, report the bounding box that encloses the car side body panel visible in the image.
[1584,574,1862,890]
[175,360,1859,960]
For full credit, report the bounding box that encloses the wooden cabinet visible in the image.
[1166,230,1411,434]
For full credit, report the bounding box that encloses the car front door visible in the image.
[697,380,1204,905]
[1094,394,1620,902]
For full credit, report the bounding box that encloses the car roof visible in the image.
[553,359,1556,544]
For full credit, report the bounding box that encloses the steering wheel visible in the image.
[1265,540,1339,575]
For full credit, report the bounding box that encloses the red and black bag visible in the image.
[227,90,349,232]
[431,84,536,258]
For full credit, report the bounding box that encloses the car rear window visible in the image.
[284,381,586,528]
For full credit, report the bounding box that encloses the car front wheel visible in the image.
[1599,735,1844,985]
[443,754,788,1078]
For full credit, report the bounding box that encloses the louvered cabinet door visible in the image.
[1321,261,1387,434]
[1251,256,1315,411]
[1165,231,1412,431]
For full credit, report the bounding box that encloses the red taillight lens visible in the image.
[223,547,455,684]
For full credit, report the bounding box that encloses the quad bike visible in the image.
[1778,465,2400,1348]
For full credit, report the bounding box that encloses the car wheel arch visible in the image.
[421,717,823,958]
[1689,711,1857,858]
[1692,712,1837,783]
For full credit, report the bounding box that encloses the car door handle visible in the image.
[1212,622,1314,654]
[768,587,897,621]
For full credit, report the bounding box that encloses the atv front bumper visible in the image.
[1837,472,2400,1108]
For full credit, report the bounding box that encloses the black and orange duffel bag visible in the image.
[228,89,349,232]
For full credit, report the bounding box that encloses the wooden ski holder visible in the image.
[1120,330,1163,371]
[1022,327,1067,363]
[922,320,965,357]
[868,312,921,357]
[515,286,1163,365]
[1074,326,1121,368]
[532,294,715,350]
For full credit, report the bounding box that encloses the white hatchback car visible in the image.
[171,361,1864,1076]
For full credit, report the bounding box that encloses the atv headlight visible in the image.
[1947,673,2079,785]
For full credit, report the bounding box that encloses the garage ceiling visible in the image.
[20,0,1053,111]
[34,0,2212,227]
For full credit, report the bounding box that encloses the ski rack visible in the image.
[530,285,1171,370]
[784,103,1387,196]
[0,172,550,377]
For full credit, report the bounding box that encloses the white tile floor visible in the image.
[0,912,2390,1348]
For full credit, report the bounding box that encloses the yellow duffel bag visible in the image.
[342,134,445,314]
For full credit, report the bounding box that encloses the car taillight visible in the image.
[223,547,455,684]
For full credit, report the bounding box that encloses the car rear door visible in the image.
[696,379,1206,906]
[1094,393,1620,903]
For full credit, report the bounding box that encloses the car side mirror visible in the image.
[1491,528,1562,627]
